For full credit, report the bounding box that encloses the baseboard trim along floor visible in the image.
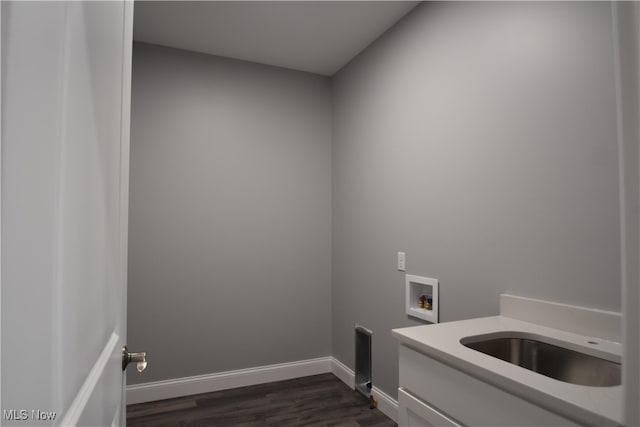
[126,357,332,405]
[329,356,398,423]
[126,356,398,422]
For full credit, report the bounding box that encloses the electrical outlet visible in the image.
[397,252,406,271]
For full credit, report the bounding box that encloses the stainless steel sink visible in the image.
[461,333,621,387]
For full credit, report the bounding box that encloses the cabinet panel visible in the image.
[398,388,461,427]
[399,345,578,426]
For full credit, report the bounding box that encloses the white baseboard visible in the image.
[372,386,399,423]
[127,357,332,405]
[127,356,398,423]
[329,357,398,423]
[330,356,355,388]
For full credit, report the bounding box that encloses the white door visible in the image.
[1,1,136,426]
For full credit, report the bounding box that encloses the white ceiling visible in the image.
[133,1,419,76]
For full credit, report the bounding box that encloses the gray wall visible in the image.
[128,43,332,384]
[130,2,623,400]
[614,2,640,424]
[332,2,621,398]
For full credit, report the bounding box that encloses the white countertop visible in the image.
[392,316,622,426]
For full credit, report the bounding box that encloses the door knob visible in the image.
[122,346,147,372]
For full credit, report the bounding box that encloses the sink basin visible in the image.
[461,333,621,387]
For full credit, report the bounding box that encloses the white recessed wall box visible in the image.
[405,274,439,323]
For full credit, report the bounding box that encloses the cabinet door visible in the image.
[398,388,461,427]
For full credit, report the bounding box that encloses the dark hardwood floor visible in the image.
[127,374,396,427]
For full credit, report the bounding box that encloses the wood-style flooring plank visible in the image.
[127,374,397,427]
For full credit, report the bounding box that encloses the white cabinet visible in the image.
[398,388,460,427]
[398,344,579,426]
